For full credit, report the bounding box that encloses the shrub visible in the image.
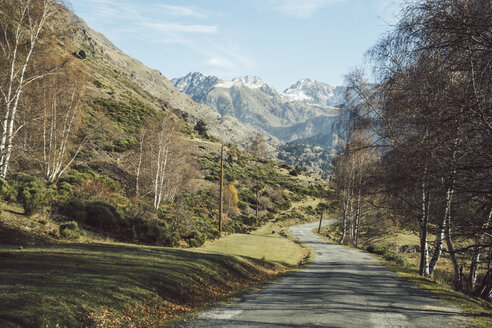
[0,178,14,201]
[194,119,209,138]
[366,244,409,267]
[241,215,258,226]
[238,188,256,206]
[61,199,177,246]
[92,97,156,133]
[185,230,205,247]
[104,137,136,152]
[59,221,81,240]
[13,174,51,216]
[225,219,254,234]
[58,168,94,185]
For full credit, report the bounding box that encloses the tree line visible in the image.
[332,0,491,298]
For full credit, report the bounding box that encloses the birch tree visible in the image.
[0,0,58,178]
[39,66,86,182]
[153,119,174,209]
[335,0,492,290]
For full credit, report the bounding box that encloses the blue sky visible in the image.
[68,0,404,91]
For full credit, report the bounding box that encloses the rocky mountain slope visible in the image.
[67,14,263,146]
[172,73,344,142]
[67,10,342,176]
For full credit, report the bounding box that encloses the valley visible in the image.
[0,0,490,327]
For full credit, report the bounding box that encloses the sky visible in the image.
[68,0,404,91]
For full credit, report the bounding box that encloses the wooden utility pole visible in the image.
[218,144,224,234]
[255,177,259,220]
[318,210,324,234]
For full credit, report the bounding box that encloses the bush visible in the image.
[366,244,409,267]
[185,230,205,247]
[60,199,177,246]
[104,137,136,152]
[241,215,258,226]
[58,167,94,185]
[194,119,209,138]
[59,221,81,240]
[238,188,256,206]
[225,219,254,234]
[92,97,156,133]
[57,182,74,200]
[13,174,51,216]
[0,178,14,201]
[62,199,124,230]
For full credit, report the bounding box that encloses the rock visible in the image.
[399,245,420,253]
[388,243,399,252]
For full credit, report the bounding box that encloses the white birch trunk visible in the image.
[429,185,454,275]
[469,210,492,292]
[0,0,53,178]
[419,165,430,277]
[135,130,145,196]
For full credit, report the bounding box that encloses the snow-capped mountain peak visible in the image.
[171,72,344,141]
[215,75,270,90]
[171,72,220,100]
[281,79,342,106]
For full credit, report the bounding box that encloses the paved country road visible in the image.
[177,221,462,327]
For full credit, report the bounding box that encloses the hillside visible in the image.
[0,0,335,248]
[65,12,261,147]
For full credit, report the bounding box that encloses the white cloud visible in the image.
[73,0,253,76]
[159,5,207,18]
[143,22,218,34]
[206,57,235,69]
[273,0,346,18]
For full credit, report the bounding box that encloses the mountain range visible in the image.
[68,8,343,176]
[172,72,344,143]
[68,13,266,147]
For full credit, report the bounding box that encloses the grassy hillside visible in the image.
[0,2,333,249]
[0,226,308,328]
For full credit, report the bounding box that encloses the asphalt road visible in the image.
[177,221,462,327]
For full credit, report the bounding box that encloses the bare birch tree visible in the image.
[0,0,58,178]
[333,0,491,292]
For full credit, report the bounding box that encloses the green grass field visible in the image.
[200,222,306,267]
[0,223,307,328]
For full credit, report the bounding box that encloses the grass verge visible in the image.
[0,223,308,328]
[315,229,492,328]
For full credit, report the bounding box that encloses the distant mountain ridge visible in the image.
[282,78,345,109]
[172,72,344,143]
[66,16,265,146]
[62,9,338,178]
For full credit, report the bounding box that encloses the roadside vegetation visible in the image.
[318,222,492,327]
[318,0,491,325]
[328,0,491,301]
[0,227,307,328]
